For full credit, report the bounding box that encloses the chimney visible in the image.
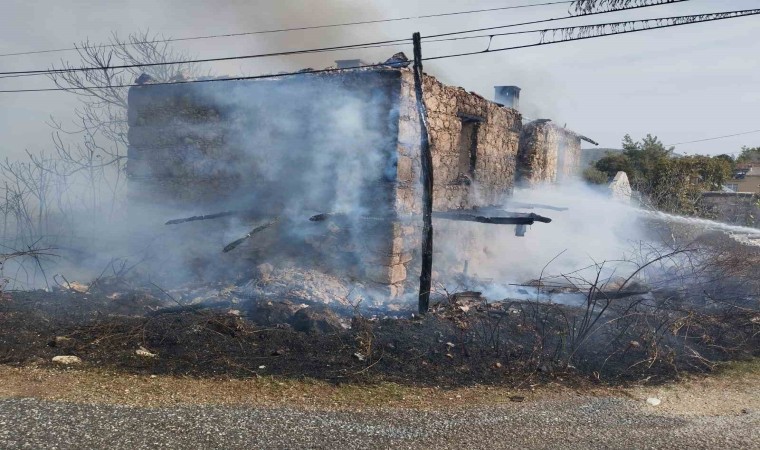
[494,86,521,110]
[335,59,365,69]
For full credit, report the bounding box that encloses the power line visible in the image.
[0,1,573,59]
[0,38,411,77]
[423,8,760,61]
[0,0,688,79]
[0,40,412,81]
[423,0,689,38]
[424,10,735,44]
[0,6,754,94]
[667,129,760,147]
[0,62,398,94]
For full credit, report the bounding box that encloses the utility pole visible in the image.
[412,32,433,315]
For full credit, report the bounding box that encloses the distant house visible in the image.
[724,165,760,193]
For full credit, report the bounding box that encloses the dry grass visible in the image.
[0,365,532,410]
[1,359,757,412]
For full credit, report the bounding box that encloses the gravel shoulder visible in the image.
[0,361,758,449]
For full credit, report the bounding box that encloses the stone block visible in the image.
[365,263,407,284]
[397,156,413,182]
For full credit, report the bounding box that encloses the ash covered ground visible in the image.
[1,222,758,387]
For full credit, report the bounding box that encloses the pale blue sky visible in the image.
[1,0,759,158]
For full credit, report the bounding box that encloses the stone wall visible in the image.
[700,192,760,228]
[425,73,521,210]
[393,70,521,213]
[127,69,406,288]
[386,71,424,296]
[128,71,402,208]
[516,121,582,185]
[558,129,582,182]
[393,70,522,290]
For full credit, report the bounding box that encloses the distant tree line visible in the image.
[583,134,755,216]
[735,146,760,165]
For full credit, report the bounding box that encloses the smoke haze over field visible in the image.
[1,3,760,411]
[433,182,647,290]
[1,0,760,160]
[1,0,760,299]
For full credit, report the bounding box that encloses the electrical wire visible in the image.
[423,0,689,38]
[5,9,717,83]
[423,9,738,44]
[0,5,754,94]
[422,8,760,61]
[0,0,689,79]
[0,38,411,77]
[0,1,573,59]
[0,61,399,93]
[667,129,760,147]
[0,40,413,81]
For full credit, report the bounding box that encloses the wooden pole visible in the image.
[412,32,433,315]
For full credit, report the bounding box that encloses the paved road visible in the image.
[0,396,757,449]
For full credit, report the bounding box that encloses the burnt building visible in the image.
[517,120,598,186]
[127,60,590,296]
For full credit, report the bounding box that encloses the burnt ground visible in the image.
[1,275,758,387]
[0,288,538,385]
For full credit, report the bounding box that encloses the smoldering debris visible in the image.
[222,218,280,253]
[0,47,757,389]
[2,172,757,386]
[2,154,757,387]
[165,210,244,225]
[2,259,756,384]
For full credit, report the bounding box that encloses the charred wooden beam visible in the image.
[432,211,551,225]
[579,135,599,146]
[309,213,333,222]
[310,210,551,225]
[309,212,393,222]
[165,209,255,225]
[222,218,279,253]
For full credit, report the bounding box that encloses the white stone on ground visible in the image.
[52,355,82,365]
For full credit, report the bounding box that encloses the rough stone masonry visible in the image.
[126,62,587,297]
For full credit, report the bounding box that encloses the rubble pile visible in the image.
[237,264,367,307]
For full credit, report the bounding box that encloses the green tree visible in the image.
[689,155,732,190]
[713,154,735,171]
[736,146,760,164]
[594,152,631,178]
[621,134,673,185]
[645,155,732,214]
[583,166,609,184]
[593,134,672,194]
[593,134,732,215]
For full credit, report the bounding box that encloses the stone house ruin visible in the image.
[127,57,591,296]
[517,120,597,186]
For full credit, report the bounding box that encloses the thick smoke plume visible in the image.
[433,181,643,296]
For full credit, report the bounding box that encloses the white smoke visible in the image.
[432,181,648,297]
